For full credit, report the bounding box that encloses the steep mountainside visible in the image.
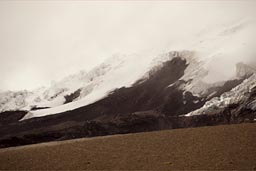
[0,19,256,148]
[1,19,256,120]
[0,55,255,148]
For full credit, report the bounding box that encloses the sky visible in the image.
[0,1,255,91]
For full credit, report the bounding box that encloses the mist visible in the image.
[0,1,255,91]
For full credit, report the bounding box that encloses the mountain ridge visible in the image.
[0,19,255,148]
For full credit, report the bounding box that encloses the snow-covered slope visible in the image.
[1,18,256,120]
[1,53,155,113]
[0,90,31,112]
[185,74,256,116]
[175,18,256,96]
[22,51,183,120]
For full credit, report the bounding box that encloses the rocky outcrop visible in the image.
[64,89,81,104]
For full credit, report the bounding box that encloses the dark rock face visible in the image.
[0,111,27,126]
[89,57,202,116]
[207,78,245,99]
[0,56,254,148]
[64,89,81,104]
[31,107,49,111]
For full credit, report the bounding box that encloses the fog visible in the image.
[0,1,255,91]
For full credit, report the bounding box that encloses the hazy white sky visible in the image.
[0,1,255,91]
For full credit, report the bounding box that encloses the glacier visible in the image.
[0,18,255,120]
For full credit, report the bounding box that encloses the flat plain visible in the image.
[0,123,255,170]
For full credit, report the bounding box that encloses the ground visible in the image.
[0,123,255,170]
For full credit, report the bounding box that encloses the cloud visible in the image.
[0,1,255,90]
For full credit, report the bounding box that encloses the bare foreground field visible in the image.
[0,123,255,170]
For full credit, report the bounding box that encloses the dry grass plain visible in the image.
[0,123,255,170]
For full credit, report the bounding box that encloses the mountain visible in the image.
[0,19,255,148]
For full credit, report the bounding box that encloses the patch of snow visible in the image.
[247,100,256,111]
[193,100,199,104]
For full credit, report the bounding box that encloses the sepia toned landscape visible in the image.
[0,1,256,170]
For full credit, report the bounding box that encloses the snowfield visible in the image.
[1,18,256,120]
